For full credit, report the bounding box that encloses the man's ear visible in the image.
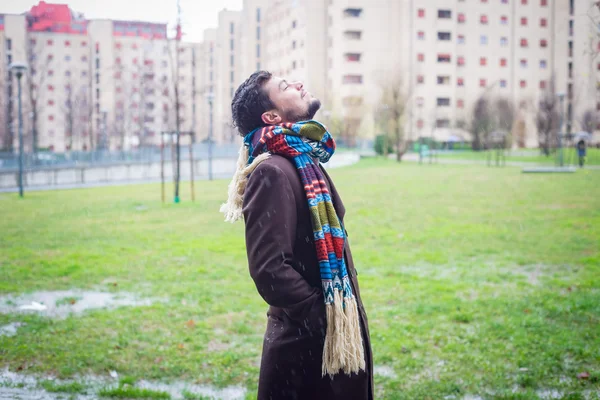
[261,110,282,125]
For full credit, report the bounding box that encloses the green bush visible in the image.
[374,134,393,155]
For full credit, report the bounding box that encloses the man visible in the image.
[220,71,373,399]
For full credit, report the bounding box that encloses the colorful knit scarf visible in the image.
[220,120,365,377]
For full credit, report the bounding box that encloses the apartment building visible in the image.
[2,0,598,153]
[1,2,203,152]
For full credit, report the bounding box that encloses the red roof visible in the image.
[27,1,88,35]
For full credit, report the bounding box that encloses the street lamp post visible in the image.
[206,92,215,181]
[9,62,28,198]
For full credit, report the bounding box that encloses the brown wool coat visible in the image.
[242,154,374,400]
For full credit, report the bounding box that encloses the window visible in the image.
[521,17,527,26]
[502,0,509,3]
[437,97,451,106]
[133,57,138,64]
[540,39,547,48]
[292,20,297,28]
[256,26,261,40]
[500,58,507,67]
[480,79,486,87]
[417,75,424,83]
[48,115,54,121]
[132,43,138,49]
[47,39,53,46]
[81,55,88,62]
[418,31,425,40]
[438,31,451,41]
[500,79,507,88]
[521,0,527,3]
[65,40,71,46]
[520,59,528,68]
[541,0,547,5]
[457,56,465,66]
[48,99,54,106]
[501,15,508,25]
[256,7,261,22]
[436,119,450,128]
[65,70,71,77]
[81,41,87,46]
[457,77,464,86]
[48,69,54,76]
[416,97,424,107]
[457,99,464,108]
[520,80,526,88]
[437,76,450,85]
[81,71,87,77]
[458,13,466,23]
[458,35,465,44]
[48,84,54,91]
[501,37,508,46]
[540,60,547,68]
[418,53,425,62]
[438,9,452,19]
[480,15,488,24]
[437,54,451,63]
[256,44,260,57]
[230,54,234,67]
[540,18,547,27]
[417,119,424,129]
[345,53,361,62]
[540,80,546,89]
[520,38,528,47]
[230,22,234,34]
[343,74,363,84]
[344,8,363,17]
[344,30,362,40]
[230,71,234,83]
[480,35,488,45]
[480,57,487,66]
[418,8,425,18]
[230,39,234,50]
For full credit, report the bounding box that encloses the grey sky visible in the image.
[1,0,243,43]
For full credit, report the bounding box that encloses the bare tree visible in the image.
[535,76,560,156]
[514,118,527,148]
[377,73,411,161]
[471,95,514,150]
[579,109,598,133]
[26,34,53,152]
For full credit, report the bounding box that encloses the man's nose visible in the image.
[292,81,303,90]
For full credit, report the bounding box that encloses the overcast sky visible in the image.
[1,0,243,43]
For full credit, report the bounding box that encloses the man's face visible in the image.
[262,76,321,123]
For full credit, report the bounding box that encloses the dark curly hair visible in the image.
[231,71,274,136]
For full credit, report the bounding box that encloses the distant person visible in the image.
[220,71,373,399]
[577,140,586,168]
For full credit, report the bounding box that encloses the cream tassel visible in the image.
[219,144,270,223]
[322,291,365,377]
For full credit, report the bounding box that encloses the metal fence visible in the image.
[0,143,241,171]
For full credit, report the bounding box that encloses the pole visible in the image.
[188,136,195,201]
[208,98,214,181]
[16,72,24,198]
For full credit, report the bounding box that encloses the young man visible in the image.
[220,71,373,399]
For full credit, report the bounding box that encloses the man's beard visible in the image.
[286,98,322,122]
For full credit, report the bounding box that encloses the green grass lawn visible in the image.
[1,159,599,399]
[435,148,600,166]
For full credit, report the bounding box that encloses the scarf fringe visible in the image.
[219,144,270,223]
[322,290,365,377]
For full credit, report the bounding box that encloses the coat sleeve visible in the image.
[242,162,321,311]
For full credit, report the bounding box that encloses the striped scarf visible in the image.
[220,120,365,377]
